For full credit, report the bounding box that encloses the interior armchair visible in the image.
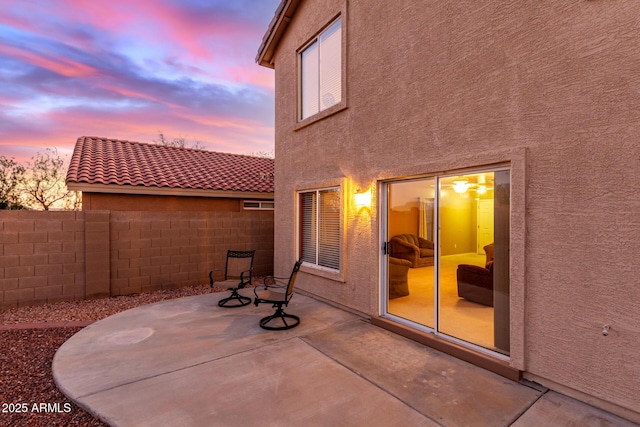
[389,234,435,268]
[388,257,411,299]
[210,250,255,308]
[456,243,495,307]
[456,262,494,307]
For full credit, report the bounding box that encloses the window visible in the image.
[243,200,274,210]
[299,188,341,270]
[300,17,342,120]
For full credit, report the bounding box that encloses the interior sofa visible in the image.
[389,234,435,268]
[456,243,495,306]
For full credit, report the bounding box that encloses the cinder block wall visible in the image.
[0,210,274,309]
[109,211,274,296]
[0,211,86,309]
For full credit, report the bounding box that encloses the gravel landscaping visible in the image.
[0,284,235,426]
[1,327,107,427]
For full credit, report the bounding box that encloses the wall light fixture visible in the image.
[355,187,371,208]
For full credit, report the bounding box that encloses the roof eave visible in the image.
[67,182,274,200]
[256,0,301,68]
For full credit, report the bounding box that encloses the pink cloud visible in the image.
[96,84,185,110]
[3,0,274,88]
[50,0,231,61]
[53,0,138,35]
[223,66,275,90]
[0,45,96,77]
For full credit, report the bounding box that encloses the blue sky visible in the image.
[0,0,280,162]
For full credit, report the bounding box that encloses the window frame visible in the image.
[296,15,346,127]
[297,186,343,274]
[242,200,275,211]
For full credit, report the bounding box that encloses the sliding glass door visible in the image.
[386,178,436,329]
[384,168,510,356]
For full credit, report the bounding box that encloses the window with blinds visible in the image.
[299,188,341,271]
[300,17,342,120]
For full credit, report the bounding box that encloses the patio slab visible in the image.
[53,291,638,426]
[302,321,540,426]
[76,337,436,427]
[53,291,355,398]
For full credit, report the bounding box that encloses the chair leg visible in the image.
[259,305,300,330]
[218,289,251,308]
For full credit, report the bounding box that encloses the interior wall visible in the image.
[388,181,433,239]
[440,193,474,255]
[388,204,419,238]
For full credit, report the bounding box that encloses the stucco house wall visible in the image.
[262,0,639,421]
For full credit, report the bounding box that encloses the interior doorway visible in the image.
[383,169,510,356]
[477,199,494,255]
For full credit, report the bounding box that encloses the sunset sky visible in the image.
[0,0,280,164]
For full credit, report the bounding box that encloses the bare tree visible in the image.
[246,149,275,159]
[22,148,79,211]
[0,156,26,209]
[154,131,206,150]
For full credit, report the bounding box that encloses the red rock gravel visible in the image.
[1,327,107,427]
[1,285,216,325]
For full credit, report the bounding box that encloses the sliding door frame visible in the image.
[380,165,511,360]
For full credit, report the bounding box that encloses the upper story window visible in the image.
[300,17,342,120]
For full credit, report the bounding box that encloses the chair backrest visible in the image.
[394,234,420,247]
[225,250,255,280]
[285,258,304,297]
[483,243,494,268]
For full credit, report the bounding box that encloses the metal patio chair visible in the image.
[210,250,255,308]
[253,258,303,330]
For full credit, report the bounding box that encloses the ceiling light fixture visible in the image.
[453,180,470,194]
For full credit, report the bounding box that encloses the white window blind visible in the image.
[299,188,341,270]
[318,189,340,270]
[319,19,342,110]
[301,41,319,119]
[300,17,342,120]
[300,192,317,264]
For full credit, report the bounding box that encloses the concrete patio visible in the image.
[53,291,636,426]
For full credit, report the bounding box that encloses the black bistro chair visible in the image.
[253,258,303,330]
[210,250,255,308]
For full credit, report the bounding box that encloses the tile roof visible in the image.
[66,136,274,194]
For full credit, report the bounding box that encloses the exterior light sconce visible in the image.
[453,180,470,194]
[355,187,371,209]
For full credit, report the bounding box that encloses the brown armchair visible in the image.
[483,243,494,266]
[389,234,435,268]
[456,261,494,307]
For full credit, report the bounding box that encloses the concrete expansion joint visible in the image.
[508,389,550,426]
[299,330,444,426]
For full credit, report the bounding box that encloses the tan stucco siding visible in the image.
[270,0,640,417]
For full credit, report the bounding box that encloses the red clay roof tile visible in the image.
[66,136,274,194]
